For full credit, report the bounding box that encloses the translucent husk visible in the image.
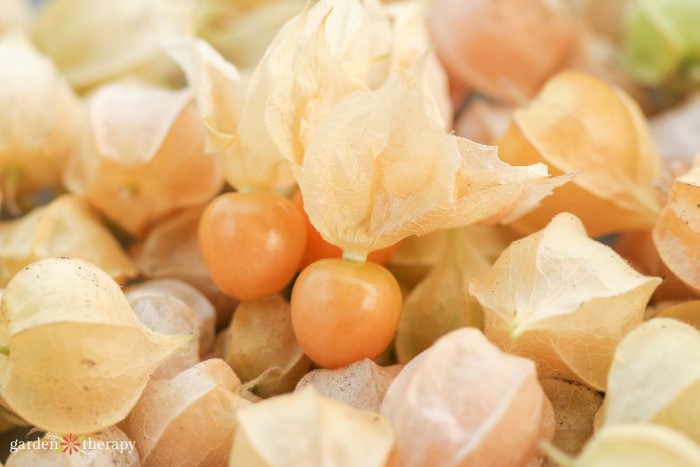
[394,228,492,363]
[126,294,201,380]
[655,300,700,328]
[454,98,513,145]
[649,94,700,168]
[121,359,251,467]
[597,318,700,443]
[5,425,139,466]
[295,359,402,413]
[546,424,700,467]
[0,257,193,434]
[0,35,81,204]
[540,378,603,460]
[653,162,700,294]
[126,279,217,357]
[469,213,661,391]
[129,205,238,328]
[380,328,554,467]
[428,0,577,102]
[33,0,194,91]
[229,386,395,467]
[497,71,663,237]
[0,0,30,35]
[223,295,311,397]
[0,194,137,287]
[63,83,223,237]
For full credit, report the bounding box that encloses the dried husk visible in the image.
[540,378,603,460]
[121,359,251,467]
[649,94,700,169]
[547,424,700,467]
[653,162,700,294]
[229,386,395,467]
[295,359,402,413]
[0,195,136,287]
[0,35,81,201]
[33,0,192,91]
[0,0,30,36]
[126,279,217,357]
[597,318,700,443]
[381,328,554,467]
[293,61,567,258]
[454,99,513,145]
[223,295,311,397]
[6,426,139,466]
[63,83,223,237]
[126,294,201,380]
[0,257,193,434]
[655,300,700,329]
[129,205,238,328]
[497,71,663,237]
[394,228,491,363]
[469,213,661,391]
[428,0,577,102]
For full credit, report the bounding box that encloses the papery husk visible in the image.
[547,424,700,467]
[33,0,192,91]
[454,98,513,145]
[5,425,139,466]
[295,359,401,413]
[497,71,663,237]
[597,318,700,443]
[653,162,700,294]
[394,228,491,363]
[223,295,311,397]
[63,83,223,237]
[649,94,700,169]
[0,195,136,287]
[126,279,216,357]
[129,205,238,328]
[469,213,661,391]
[428,0,577,103]
[0,35,81,201]
[229,386,395,467]
[126,294,201,380]
[167,36,294,193]
[0,257,193,434]
[540,378,603,460]
[121,359,251,467]
[381,328,554,467]
[293,61,567,258]
[655,300,700,329]
[0,0,30,36]
[195,0,306,70]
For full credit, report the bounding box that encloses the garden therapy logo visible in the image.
[9,431,136,457]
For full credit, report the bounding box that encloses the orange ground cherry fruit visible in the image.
[199,191,306,302]
[292,191,399,268]
[290,258,402,368]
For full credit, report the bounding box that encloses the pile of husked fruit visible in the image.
[2,0,700,465]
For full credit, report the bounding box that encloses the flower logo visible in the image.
[59,433,84,455]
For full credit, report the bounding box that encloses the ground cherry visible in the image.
[290,258,402,368]
[199,192,306,302]
[292,191,399,268]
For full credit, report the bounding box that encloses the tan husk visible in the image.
[470,213,661,390]
[0,35,81,201]
[540,378,603,460]
[497,71,663,237]
[126,279,217,357]
[653,162,700,294]
[0,257,193,434]
[126,294,201,380]
[5,425,139,466]
[223,295,311,397]
[295,359,402,413]
[129,205,238,328]
[121,359,251,467]
[0,194,136,287]
[394,227,491,363]
[655,300,700,329]
[381,328,554,467]
[597,318,700,443]
[63,83,223,237]
[229,386,395,467]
